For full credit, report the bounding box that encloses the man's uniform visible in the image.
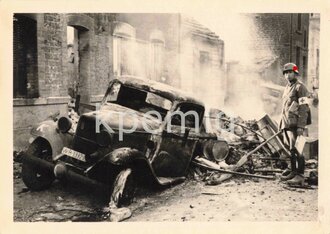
[279,63,311,185]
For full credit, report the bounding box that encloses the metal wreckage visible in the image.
[19,76,318,221]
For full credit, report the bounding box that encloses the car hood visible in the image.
[83,103,162,132]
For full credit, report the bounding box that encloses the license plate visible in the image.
[62,147,86,162]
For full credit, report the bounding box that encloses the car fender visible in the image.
[103,147,185,186]
[30,119,74,159]
[106,147,144,166]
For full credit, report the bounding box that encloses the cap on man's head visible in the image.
[283,63,299,75]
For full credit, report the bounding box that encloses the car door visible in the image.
[151,103,204,177]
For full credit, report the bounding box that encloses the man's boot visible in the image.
[296,155,305,175]
[287,154,306,186]
[280,150,297,181]
[286,174,305,186]
[281,170,296,181]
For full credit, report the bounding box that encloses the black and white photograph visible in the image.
[1,0,330,233]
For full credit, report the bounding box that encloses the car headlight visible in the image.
[96,130,112,147]
[57,117,72,133]
[203,140,229,162]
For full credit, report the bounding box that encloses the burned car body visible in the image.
[22,76,228,207]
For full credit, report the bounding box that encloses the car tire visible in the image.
[21,139,55,191]
[109,168,136,208]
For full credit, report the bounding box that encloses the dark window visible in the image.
[120,38,133,76]
[219,58,223,67]
[200,51,210,64]
[302,56,307,79]
[13,14,38,98]
[219,46,224,67]
[296,47,301,68]
[304,30,307,48]
[297,14,302,31]
[151,42,164,82]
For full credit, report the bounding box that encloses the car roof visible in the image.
[112,75,204,106]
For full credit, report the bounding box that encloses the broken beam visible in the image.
[192,161,275,180]
[254,169,283,173]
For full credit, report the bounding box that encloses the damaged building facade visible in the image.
[13,13,225,149]
[251,13,310,86]
[252,13,319,126]
[226,13,316,117]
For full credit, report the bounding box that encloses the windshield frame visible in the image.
[101,80,173,115]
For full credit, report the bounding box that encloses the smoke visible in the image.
[113,13,278,121]
[178,16,226,113]
[114,37,150,78]
[190,13,276,120]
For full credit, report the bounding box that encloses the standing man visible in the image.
[279,63,311,185]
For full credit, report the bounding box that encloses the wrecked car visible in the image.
[22,76,229,208]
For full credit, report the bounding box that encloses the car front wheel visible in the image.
[21,138,55,191]
[109,168,136,208]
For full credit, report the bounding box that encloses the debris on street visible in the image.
[13,111,318,222]
[13,100,318,222]
[193,113,319,189]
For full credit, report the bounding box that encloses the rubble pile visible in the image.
[191,114,318,189]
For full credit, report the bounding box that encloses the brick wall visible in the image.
[93,33,111,95]
[41,14,66,97]
[251,13,309,85]
[251,14,290,86]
